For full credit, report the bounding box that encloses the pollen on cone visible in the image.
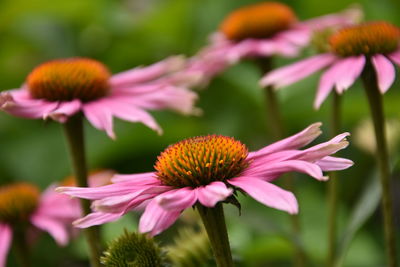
[27,58,111,102]
[220,2,297,41]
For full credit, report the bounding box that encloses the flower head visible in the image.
[178,4,361,88]
[261,21,400,108]
[0,56,198,139]
[0,182,81,267]
[57,123,353,236]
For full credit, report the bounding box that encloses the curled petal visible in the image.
[47,100,82,122]
[228,177,298,214]
[155,188,198,211]
[197,182,233,207]
[139,200,181,236]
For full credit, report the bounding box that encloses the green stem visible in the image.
[258,58,306,267]
[12,227,31,267]
[197,203,233,267]
[327,92,341,267]
[361,61,397,267]
[63,114,102,267]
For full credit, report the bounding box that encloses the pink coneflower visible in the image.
[57,123,353,236]
[0,182,80,267]
[0,56,198,139]
[180,2,361,87]
[261,21,400,109]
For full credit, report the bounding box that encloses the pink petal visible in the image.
[273,27,311,47]
[249,123,322,159]
[56,182,159,200]
[82,101,115,139]
[111,172,159,183]
[139,199,181,236]
[387,50,400,66]
[371,54,396,93]
[73,212,123,228]
[302,7,362,30]
[334,56,365,92]
[0,91,59,119]
[260,54,336,88]
[315,156,354,171]
[30,214,69,246]
[256,39,299,57]
[228,177,298,214]
[196,182,233,207]
[47,100,82,122]
[244,160,326,181]
[155,188,198,211]
[0,224,12,267]
[110,56,185,87]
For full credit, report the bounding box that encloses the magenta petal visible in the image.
[82,101,115,139]
[139,199,181,236]
[197,182,233,207]
[371,54,396,93]
[30,214,69,246]
[248,123,322,159]
[0,223,12,267]
[48,100,81,122]
[73,212,123,228]
[388,50,400,66]
[315,156,354,171]
[228,177,298,214]
[244,160,325,181]
[110,56,185,87]
[334,56,365,92]
[273,27,311,46]
[260,54,336,88]
[298,133,350,161]
[155,188,198,211]
[0,92,59,119]
[111,172,159,184]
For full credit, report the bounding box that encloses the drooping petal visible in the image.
[315,156,354,171]
[387,50,400,66]
[0,224,12,267]
[73,212,124,228]
[302,6,362,30]
[82,101,115,139]
[273,26,311,47]
[30,214,69,246]
[155,188,198,211]
[334,56,365,92]
[197,182,233,207]
[371,54,396,93]
[228,177,298,214]
[110,56,185,87]
[244,160,326,181]
[248,123,322,159]
[139,199,181,236]
[260,54,336,88]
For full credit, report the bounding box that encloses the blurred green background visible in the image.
[0,0,399,266]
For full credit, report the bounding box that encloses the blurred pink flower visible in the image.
[261,21,400,109]
[178,4,361,87]
[0,183,80,267]
[57,123,353,236]
[0,56,198,139]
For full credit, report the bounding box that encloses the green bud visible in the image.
[101,230,168,267]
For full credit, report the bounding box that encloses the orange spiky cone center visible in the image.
[27,58,111,102]
[0,183,40,224]
[155,135,249,187]
[220,2,297,41]
[329,22,400,57]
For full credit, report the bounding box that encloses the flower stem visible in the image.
[361,61,397,267]
[327,92,341,267]
[63,114,102,267]
[12,227,30,267]
[197,203,233,267]
[258,58,306,267]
